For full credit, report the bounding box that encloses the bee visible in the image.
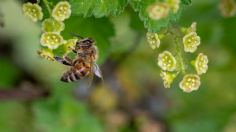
[54,36,102,82]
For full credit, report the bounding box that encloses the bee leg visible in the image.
[72,49,77,53]
[54,56,73,66]
[68,47,77,53]
[69,32,84,39]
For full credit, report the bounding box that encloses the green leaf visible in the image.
[34,96,104,132]
[62,16,115,64]
[0,102,31,132]
[181,0,192,5]
[129,9,146,32]
[0,57,21,88]
[69,0,128,18]
[129,0,183,32]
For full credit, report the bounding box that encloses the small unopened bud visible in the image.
[37,48,55,61]
[42,18,65,32]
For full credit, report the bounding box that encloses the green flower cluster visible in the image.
[146,22,209,93]
[180,23,208,92]
[22,1,76,61]
[147,0,180,20]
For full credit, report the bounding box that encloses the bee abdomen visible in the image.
[61,71,82,82]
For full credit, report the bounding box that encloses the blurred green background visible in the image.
[0,0,236,132]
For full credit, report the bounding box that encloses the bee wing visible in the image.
[83,61,95,88]
[92,63,103,79]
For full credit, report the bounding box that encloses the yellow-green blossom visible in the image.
[219,0,236,18]
[179,74,201,93]
[40,32,64,49]
[194,53,208,75]
[146,32,160,50]
[37,48,55,61]
[183,32,200,53]
[52,1,71,21]
[167,0,180,13]
[187,22,197,33]
[42,18,64,32]
[147,2,170,20]
[157,51,177,71]
[63,39,78,54]
[22,2,43,22]
[160,71,178,88]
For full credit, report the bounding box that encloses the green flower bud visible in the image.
[186,22,197,33]
[52,1,71,21]
[183,32,200,53]
[157,51,177,71]
[179,74,201,93]
[42,18,64,32]
[147,2,170,20]
[22,2,43,22]
[63,39,78,54]
[160,71,178,88]
[146,32,160,50]
[194,53,208,75]
[37,48,55,61]
[40,32,64,49]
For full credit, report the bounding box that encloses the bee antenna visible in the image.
[70,32,84,39]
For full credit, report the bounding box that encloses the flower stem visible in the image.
[174,37,186,74]
[37,0,41,4]
[43,0,52,16]
[168,25,186,74]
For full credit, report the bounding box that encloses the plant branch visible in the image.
[174,37,186,74]
[43,0,52,16]
[0,81,49,101]
[169,25,186,74]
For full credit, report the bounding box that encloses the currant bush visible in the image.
[21,0,208,93]
[146,22,209,93]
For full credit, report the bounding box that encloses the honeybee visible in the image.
[54,36,102,82]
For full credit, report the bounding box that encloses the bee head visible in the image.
[76,38,95,49]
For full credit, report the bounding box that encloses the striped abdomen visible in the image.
[60,61,91,82]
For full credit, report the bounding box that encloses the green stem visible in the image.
[175,38,186,74]
[43,0,52,16]
[168,25,186,74]
[37,0,41,4]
